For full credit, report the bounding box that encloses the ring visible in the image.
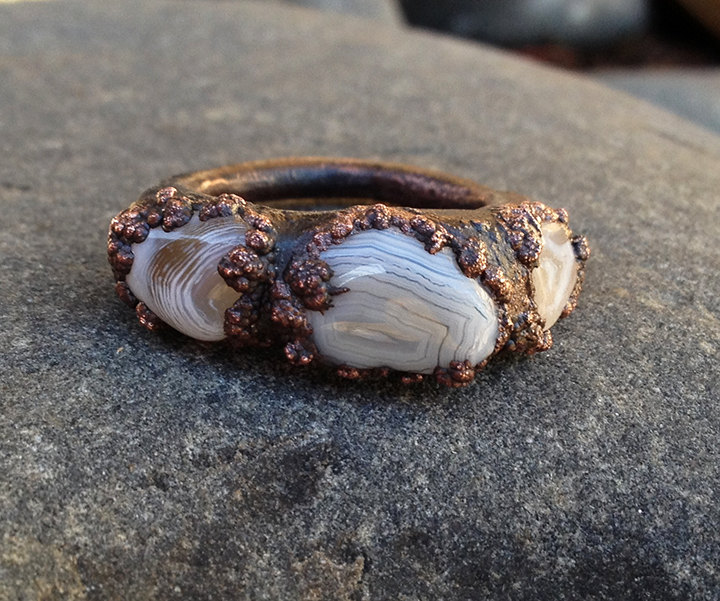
[108,158,590,387]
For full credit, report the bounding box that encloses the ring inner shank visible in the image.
[179,159,495,210]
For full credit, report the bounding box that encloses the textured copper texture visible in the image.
[108,158,590,387]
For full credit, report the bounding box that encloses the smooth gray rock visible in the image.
[1,1,719,600]
[597,68,720,135]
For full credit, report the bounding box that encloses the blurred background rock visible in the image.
[281,0,720,133]
[398,0,651,47]
[281,0,403,24]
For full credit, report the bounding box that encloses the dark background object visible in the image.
[396,0,720,132]
[399,0,650,48]
[676,0,720,37]
[398,0,720,67]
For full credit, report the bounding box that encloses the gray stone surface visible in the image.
[597,69,720,135]
[280,0,402,25]
[1,1,719,599]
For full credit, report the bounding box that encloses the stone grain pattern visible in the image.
[0,1,719,600]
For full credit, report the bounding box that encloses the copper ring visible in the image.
[108,158,590,387]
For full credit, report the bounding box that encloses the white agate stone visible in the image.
[307,229,499,373]
[533,222,577,329]
[126,215,246,341]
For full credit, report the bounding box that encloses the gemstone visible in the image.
[126,216,246,340]
[307,229,499,373]
[533,222,578,329]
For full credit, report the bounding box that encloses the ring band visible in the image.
[108,158,590,387]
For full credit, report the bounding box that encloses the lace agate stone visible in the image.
[533,222,578,329]
[306,229,499,373]
[121,215,578,371]
[126,216,246,341]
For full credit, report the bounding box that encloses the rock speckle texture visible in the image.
[1,1,719,599]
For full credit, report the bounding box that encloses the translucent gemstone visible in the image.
[126,215,246,341]
[307,229,499,373]
[533,222,578,329]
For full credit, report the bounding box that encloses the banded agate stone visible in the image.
[307,229,499,373]
[533,222,578,329]
[126,216,246,341]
